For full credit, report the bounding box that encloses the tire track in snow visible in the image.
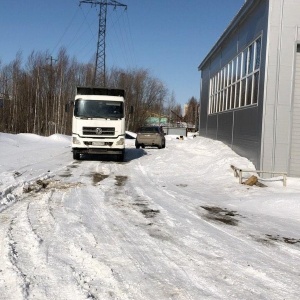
[6,218,30,299]
[26,186,94,299]
[94,161,207,299]
[1,179,91,300]
[71,162,144,299]
[36,161,138,299]
[67,160,192,299]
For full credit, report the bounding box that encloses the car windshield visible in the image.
[139,127,160,133]
[74,99,124,119]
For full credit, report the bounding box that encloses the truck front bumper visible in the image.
[72,147,124,155]
[72,134,125,155]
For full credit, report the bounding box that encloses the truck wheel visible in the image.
[117,151,125,162]
[73,151,80,160]
[135,142,140,149]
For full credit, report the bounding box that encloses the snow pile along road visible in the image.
[0,133,71,212]
[0,132,300,300]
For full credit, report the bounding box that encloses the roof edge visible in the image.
[198,0,260,71]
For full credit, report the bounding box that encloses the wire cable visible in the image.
[51,5,81,56]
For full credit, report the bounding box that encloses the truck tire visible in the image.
[73,151,80,160]
[117,150,125,162]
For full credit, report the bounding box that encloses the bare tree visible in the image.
[108,68,168,131]
[184,96,199,127]
[0,50,180,135]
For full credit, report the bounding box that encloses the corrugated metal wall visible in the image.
[199,0,300,177]
[261,0,300,176]
[289,46,300,175]
[199,0,268,169]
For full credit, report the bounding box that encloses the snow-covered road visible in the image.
[0,133,300,299]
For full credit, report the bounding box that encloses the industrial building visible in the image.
[198,0,300,177]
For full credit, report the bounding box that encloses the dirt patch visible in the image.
[13,171,22,178]
[59,173,72,178]
[265,234,300,245]
[115,175,128,187]
[91,173,109,185]
[132,197,149,209]
[68,164,79,169]
[140,209,160,218]
[283,237,300,244]
[200,206,239,226]
[250,234,300,246]
[250,235,275,246]
[133,202,147,207]
[23,179,49,193]
[176,184,188,187]
[23,179,82,193]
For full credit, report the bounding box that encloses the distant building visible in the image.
[198,0,300,177]
[145,117,168,126]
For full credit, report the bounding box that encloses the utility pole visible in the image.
[47,56,58,68]
[80,0,127,87]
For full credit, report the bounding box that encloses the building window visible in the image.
[297,44,300,53]
[209,36,262,114]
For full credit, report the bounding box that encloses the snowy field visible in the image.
[0,132,300,299]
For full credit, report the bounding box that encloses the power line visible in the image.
[79,0,127,87]
[51,6,81,56]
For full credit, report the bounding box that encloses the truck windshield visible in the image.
[74,100,124,119]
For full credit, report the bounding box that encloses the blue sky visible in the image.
[0,0,245,106]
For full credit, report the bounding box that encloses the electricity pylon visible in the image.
[80,0,127,87]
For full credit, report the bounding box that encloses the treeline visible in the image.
[0,48,184,136]
[184,96,199,128]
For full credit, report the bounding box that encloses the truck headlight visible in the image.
[73,137,81,145]
[116,138,125,145]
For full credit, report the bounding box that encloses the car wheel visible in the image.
[158,144,162,149]
[162,141,166,148]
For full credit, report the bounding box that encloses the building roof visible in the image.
[198,0,260,71]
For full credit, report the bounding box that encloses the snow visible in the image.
[0,132,300,299]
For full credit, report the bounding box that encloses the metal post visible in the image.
[80,0,127,87]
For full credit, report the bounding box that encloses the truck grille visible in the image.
[82,127,115,136]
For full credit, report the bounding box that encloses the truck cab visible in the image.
[71,87,126,161]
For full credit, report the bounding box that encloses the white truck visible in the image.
[71,87,126,161]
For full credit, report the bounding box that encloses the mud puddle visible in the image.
[90,173,109,185]
[252,234,300,246]
[140,208,160,218]
[200,205,240,226]
[114,175,128,187]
